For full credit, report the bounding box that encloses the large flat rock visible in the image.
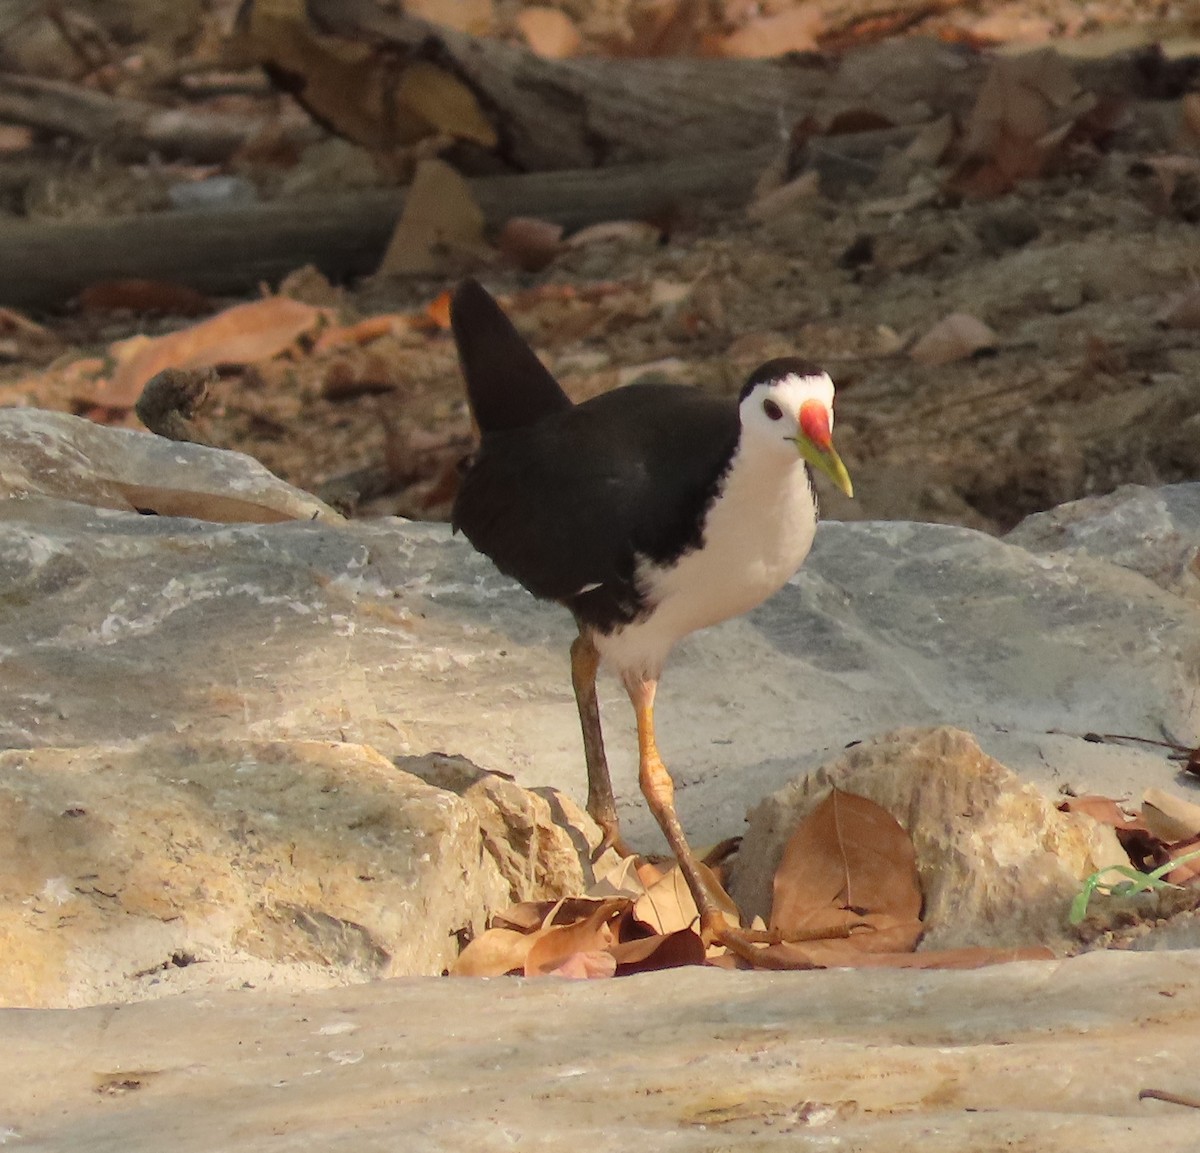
[4,950,1199,1152]
[3,467,1197,850]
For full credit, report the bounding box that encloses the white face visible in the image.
[737,371,836,458]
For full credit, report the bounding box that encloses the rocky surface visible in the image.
[4,950,1200,1152]
[2,407,1200,1147]
[1,409,1199,1003]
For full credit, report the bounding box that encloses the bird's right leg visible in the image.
[570,628,629,858]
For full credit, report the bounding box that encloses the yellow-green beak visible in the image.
[796,437,854,498]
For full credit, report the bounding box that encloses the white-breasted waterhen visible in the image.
[450,279,853,945]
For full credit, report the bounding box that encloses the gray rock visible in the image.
[2,412,1198,857]
[3,949,1199,1152]
[0,407,338,523]
[1007,482,1200,604]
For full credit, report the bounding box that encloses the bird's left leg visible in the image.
[571,628,629,858]
[623,674,735,943]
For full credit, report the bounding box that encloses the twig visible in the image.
[1139,1088,1200,1110]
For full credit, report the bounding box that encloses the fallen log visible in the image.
[0,146,774,310]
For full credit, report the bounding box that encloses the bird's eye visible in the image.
[762,399,783,421]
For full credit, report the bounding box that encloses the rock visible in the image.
[4,950,1200,1152]
[0,738,513,1007]
[2,413,1200,1004]
[1007,482,1200,603]
[0,408,338,523]
[0,738,601,1007]
[728,727,1126,951]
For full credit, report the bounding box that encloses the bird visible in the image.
[449,279,852,945]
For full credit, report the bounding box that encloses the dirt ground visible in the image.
[2,0,1199,535]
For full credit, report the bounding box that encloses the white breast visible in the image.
[594,445,817,680]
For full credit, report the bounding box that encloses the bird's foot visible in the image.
[591,816,633,862]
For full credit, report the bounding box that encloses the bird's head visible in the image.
[737,358,853,498]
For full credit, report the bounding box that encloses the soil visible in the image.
[2,0,1199,536]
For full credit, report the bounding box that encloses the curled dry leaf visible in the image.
[566,220,661,248]
[103,296,329,409]
[77,279,212,317]
[1163,835,1200,886]
[609,927,705,974]
[633,860,739,935]
[524,898,627,977]
[910,312,998,366]
[771,787,922,954]
[1142,787,1200,843]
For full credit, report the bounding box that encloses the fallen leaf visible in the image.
[524,898,627,976]
[609,927,706,974]
[1059,795,1143,829]
[1163,835,1200,886]
[395,61,498,149]
[451,926,539,976]
[544,950,618,979]
[770,788,923,954]
[1142,787,1200,842]
[948,50,1093,198]
[716,4,823,57]
[747,172,821,221]
[77,279,212,317]
[102,296,329,409]
[377,158,492,276]
[515,6,582,59]
[1156,289,1200,329]
[497,216,564,272]
[313,314,414,353]
[910,312,999,366]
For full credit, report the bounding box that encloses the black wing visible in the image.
[453,383,739,630]
[450,280,572,434]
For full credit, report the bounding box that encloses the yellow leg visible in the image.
[571,630,629,858]
[624,674,730,941]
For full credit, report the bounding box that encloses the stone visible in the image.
[0,738,521,1006]
[1007,481,1200,603]
[2,412,1200,1006]
[2,950,1199,1152]
[728,726,1126,951]
[0,407,338,523]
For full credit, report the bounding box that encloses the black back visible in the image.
[450,280,571,433]
[454,382,740,632]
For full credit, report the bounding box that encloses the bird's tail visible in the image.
[450,280,572,433]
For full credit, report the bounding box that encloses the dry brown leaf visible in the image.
[103,296,328,410]
[451,927,540,976]
[635,861,740,935]
[314,314,415,353]
[497,217,564,272]
[910,312,998,366]
[377,158,491,276]
[544,950,619,979]
[715,4,823,57]
[771,788,922,954]
[609,927,706,974]
[524,898,627,977]
[1060,795,1144,830]
[394,61,498,149]
[77,279,212,317]
[515,6,582,59]
[1163,834,1200,886]
[1142,787,1200,843]
[949,50,1092,198]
